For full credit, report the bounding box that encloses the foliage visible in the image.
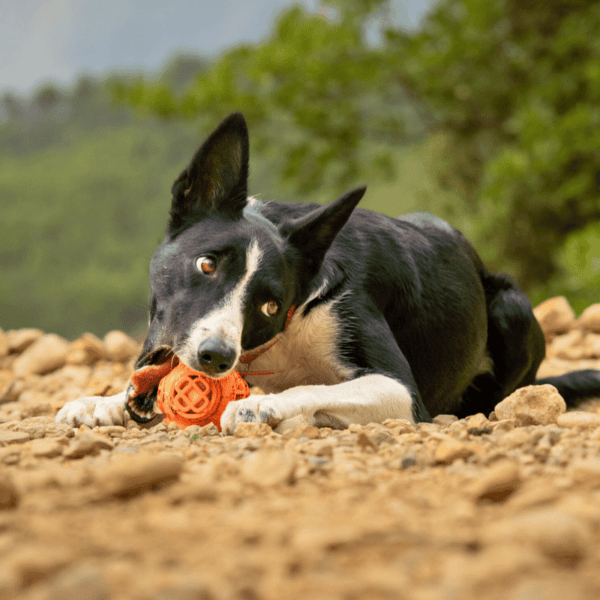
[388,0,600,291]
[123,0,600,310]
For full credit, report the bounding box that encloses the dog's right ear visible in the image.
[169,113,249,232]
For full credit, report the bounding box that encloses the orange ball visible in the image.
[156,363,250,430]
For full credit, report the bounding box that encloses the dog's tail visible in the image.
[536,369,600,408]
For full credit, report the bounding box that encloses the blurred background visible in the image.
[1,0,599,340]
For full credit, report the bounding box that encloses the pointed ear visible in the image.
[282,185,366,276]
[169,113,249,231]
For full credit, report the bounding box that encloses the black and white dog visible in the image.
[56,113,600,433]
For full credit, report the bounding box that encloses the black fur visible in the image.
[127,113,600,425]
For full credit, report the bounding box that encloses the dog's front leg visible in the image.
[220,374,416,434]
[55,390,129,427]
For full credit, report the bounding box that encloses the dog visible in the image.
[56,113,600,433]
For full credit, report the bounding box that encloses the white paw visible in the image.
[55,391,128,427]
[220,394,284,435]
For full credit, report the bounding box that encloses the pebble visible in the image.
[45,565,111,600]
[556,411,600,429]
[96,453,185,499]
[6,328,44,353]
[234,422,273,438]
[29,439,64,458]
[0,329,8,357]
[241,448,297,487]
[472,460,521,503]
[434,438,474,464]
[494,385,566,426]
[0,471,19,509]
[12,334,70,377]
[577,303,600,333]
[569,457,600,485]
[432,414,459,426]
[64,432,113,459]
[486,507,590,566]
[66,332,106,366]
[0,430,31,445]
[533,296,575,337]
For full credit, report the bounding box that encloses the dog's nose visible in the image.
[197,339,237,374]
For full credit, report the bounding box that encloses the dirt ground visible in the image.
[2,298,600,600]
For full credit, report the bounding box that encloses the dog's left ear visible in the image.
[281,185,366,280]
[169,113,249,231]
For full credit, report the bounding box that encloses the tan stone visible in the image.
[533,296,575,337]
[0,471,19,509]
[570,457,600,485]
[434,438,474,464]
[7,328,44,353]
[0,329,9,358]
[97,453,184,499]
[472,460,521,503]
[241,448,296,486]
[234,422,273,438]
[494,385,566,427]
[486,508,590,566]
[66,332,106,366]
[577,303,600,333]
[12,334,70,377]
[550,329,587,360]
[29,439,64,458]
[557,411,600,429]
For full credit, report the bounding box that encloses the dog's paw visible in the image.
[220,394,283,435]
[55,391,128,427]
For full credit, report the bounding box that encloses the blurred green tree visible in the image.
[121,0,600,308]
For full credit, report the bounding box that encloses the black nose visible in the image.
[197,339,237,374]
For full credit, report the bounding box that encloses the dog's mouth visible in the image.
[126,346,175,423]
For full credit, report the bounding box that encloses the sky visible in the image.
[0,0,432,94]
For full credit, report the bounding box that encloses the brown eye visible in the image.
[261,300,279,317]
[196,256,216,275]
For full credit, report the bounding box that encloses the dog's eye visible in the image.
[196,256,217,275]
[261,300,279,318]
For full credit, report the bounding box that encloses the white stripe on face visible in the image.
[178,239,263,374]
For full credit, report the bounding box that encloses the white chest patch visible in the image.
[238,299,355,393]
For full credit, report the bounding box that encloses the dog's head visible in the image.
[135,113,365,385]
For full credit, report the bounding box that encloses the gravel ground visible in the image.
[1,298,600,600]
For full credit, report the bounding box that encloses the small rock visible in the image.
[0,329,9,357]
[434,438,474,464]
[556,411,600,429]
[103,331,140,362]
[12,334,70,377]
[533,296,575,338]
[356,431,377,451]
[0,471,19,509]
[66,332,106,365]
[432,414,459,426]
[577,303,600,333]
[494,385,566,427]
[97,453,184,499]
[64,432,113,459]
[551,329,587,360]
[275,414,312,435]
[570,457,600,485]
[486,508,590,567]
[234,422,273,438]
[242,448,296,486]
[472,460,521,503]
[45,565,111,600]
[0,430,31,445]
[7,328,44,353]
[29,439,64,458]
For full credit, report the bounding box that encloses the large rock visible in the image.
[533,296,575,338]
[12,333,70,377]
[494,384,566,427]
